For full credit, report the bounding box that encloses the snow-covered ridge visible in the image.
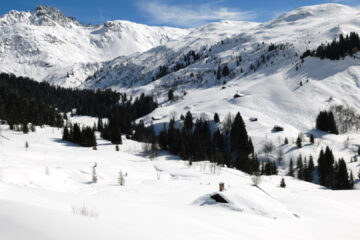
[0,6,188,87]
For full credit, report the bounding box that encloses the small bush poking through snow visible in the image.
[251,173,261,186]
[118,170,125,186]
[72,204,99,218]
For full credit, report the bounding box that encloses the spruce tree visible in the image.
[22,123,29,134]
[97,118,103,132]
[168,89,174,101]
[288,158,294,177]
[349,171,354,189]
[214,113,220,123]
[184,111,193,131]
[335,158,350,189]
[222,65,230,76]
[280,178,286,188]
[310,134,314,144]
[297,154,304,180]
[62,126,69,141]
[296,136,302,148]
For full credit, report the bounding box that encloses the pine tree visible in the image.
[22,123,29,134]
[310,134,314,144]
[316,111,338,134]
[304,155,314,182]
[280,178,286,188]
[184,111,193,131]
[97,117,103,132]
[335,158,350,189]
[284,137,289,144]
[62,126,69,141]
[296,136,302,148]
[217,66,221,80]
[349,171,354,189]
[222,65,230,76]
[318,146,335,187]
[214,113,220,123]
[297,154,304,180]
[110,127,122,145]
[288,158,294,177]
[168,89,174,101]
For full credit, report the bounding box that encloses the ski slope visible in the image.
[0,119,360,240]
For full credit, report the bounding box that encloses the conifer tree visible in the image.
[296,136,302,148]
[184,111,193,131]
[297,154,304,180]
[62,126,69,141]
[349,171,354,189]
[22,123,29,134]
[168,89,174,101]
[97,117,103,132]
[222,65,230,76]
[284,137,289,145]
[335,158,350,189]
[214,113,220,123]
[280,178,286,188]
[288,158,294,177]
[310,134,315,144]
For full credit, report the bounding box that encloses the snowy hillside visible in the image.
[0,123,359,240]
[0,6,188,87]
[1,3,360,239]
[80,4,360,168]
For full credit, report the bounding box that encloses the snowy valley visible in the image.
[1,3,360,240]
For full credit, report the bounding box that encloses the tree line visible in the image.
[288,147,354,190]
[154,111,260,175]
[301,32,360,60]
[63,123,97,147]
[0,73,122,127]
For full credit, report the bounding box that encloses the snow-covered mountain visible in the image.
[0,6,188,87]
[80,4,360,173]
[82,3,360,130]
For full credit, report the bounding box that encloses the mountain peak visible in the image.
[32,5,82,27]
[277,3,358,22]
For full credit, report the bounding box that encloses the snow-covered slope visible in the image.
[80,4,360,176]
[0,6,188,87]
[0,123,359,240]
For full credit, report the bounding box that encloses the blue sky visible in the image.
[1,0,359,27]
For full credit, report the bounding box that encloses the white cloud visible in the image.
[137,1,257,27]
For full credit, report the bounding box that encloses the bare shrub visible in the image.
[118,170,125,186]
[92,162,97,184]
[45,166,50,176]
[170,111,177,120]
[263,140,274,156]
[330,105,360,133]
[251,173,262,186]
[156,170,161,181]
[72,204,99,218]
[142,143,157,160]
[222,113,233,134]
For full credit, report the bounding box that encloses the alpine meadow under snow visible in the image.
[1,3,360,240]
